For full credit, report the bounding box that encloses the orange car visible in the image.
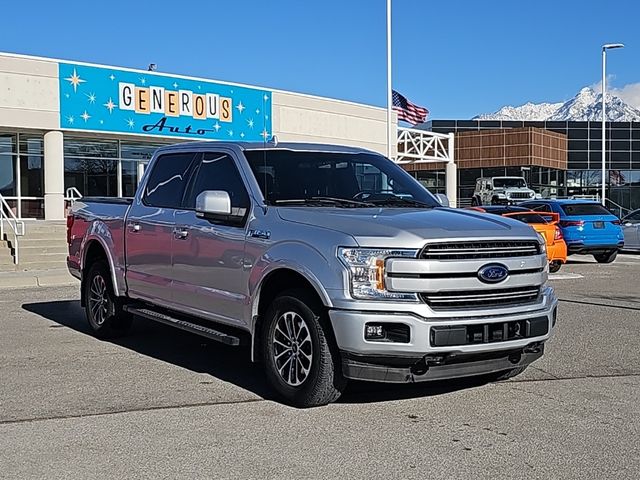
[468,206,567,273]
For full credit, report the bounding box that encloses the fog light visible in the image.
[365,324,384,340]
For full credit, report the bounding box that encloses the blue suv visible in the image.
[520,199,624,263]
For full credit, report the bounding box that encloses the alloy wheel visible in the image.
[272,311,313,386]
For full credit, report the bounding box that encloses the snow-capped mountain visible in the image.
[474,87,640,122]
[474,101,562,121]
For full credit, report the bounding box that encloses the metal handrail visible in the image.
[65,187,83,204]
[0,194,25,265]
[605,198,632,218]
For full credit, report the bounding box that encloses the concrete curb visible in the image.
[0,270,78,289]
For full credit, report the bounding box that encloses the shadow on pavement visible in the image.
[22,300,488,406]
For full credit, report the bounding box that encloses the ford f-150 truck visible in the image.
[68,142,557,407]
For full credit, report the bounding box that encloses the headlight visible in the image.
[496,193,507,199]
[536,232,547,255]
[338,248,418,301]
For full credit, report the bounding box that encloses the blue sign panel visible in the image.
[58,62,272,142]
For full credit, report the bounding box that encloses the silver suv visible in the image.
[472,177,537,206]
[68,142,557,407]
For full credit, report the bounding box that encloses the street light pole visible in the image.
[601,43,624,206]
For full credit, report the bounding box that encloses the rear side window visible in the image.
[184,152,250,217]
[144,152,196,208]
[560,203,611,216]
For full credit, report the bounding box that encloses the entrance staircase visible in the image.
[0,221,68,272]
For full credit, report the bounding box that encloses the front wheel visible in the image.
[548,260,562,273]
[84,261,132,338]
[593,250,617,264]
[261,289,347,408]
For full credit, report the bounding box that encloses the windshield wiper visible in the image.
[367,196,435,208]
[273,197,374,208]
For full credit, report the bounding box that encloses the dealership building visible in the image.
[0,52,395,220]
[405,119,640,212]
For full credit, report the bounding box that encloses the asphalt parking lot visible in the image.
[1,255,639,479]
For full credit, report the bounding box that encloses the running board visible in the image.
[124,306,241,346]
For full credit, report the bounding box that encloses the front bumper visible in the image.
[329,287,557,383]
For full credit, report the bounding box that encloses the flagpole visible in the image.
[386,0,393,159]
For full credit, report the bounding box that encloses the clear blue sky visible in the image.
[1,0,639,118]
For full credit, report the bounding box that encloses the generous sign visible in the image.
[58,62,272,141]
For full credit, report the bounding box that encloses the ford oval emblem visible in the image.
[478,264,509,284]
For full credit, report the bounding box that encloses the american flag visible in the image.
[392,90,429,125]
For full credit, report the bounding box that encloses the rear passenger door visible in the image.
[171,151,251,326]
[125,151,197,305]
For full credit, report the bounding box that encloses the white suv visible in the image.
[472,177,537,206]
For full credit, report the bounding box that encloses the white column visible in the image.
[44,131,65,220]
[386,0,393,159]
[445,133,457,207]
[601,48,606,206]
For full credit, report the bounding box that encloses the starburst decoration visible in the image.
[263,94,269,102]
[255,109,260,115]
[247,118,255,129]
[260,129,270,140]
[139,77,147,85]
[103,98,116,113]
[126,118,135,129]
[173,82,179,89]
[67,115,74,124]
[80,111,91,122]
[109,74,116,81]
[228,129,234,137]
[240,132,245,138]
[236,102,245,113]
[65,68,86,93]
[85,92,97,104]
[213,122,221,132]
[99,120,104,125]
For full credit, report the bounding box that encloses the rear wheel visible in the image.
[471,196,479,206]
[593,250,617,264]
[84,261,132,338]
[261,289,346,408]
[548,260,562,273]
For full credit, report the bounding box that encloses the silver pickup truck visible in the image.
[68,142,557,407]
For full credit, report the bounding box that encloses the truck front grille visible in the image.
[509,192,531,199]
[420,240,540,260]
[421,286,541,310]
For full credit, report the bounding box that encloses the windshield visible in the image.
[493,178,526,188]
[244,150,440,208]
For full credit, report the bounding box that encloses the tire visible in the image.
[548,260,562,273]
[84,261,132,338]
[471,196,479,207]
[593,250,618,264]
[488,366,528,382]
[261,289,347,408]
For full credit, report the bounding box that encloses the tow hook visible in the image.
[523,342,543,354]
[410,354,450,376]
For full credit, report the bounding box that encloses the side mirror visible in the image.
[435,193,450,207]
[195,190,231,217]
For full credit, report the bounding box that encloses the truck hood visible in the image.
[277,207,537,248]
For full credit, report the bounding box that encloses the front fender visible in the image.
[248,240,347,319]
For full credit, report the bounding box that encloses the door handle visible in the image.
[127,222,141,233]
[173,228,189,240]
